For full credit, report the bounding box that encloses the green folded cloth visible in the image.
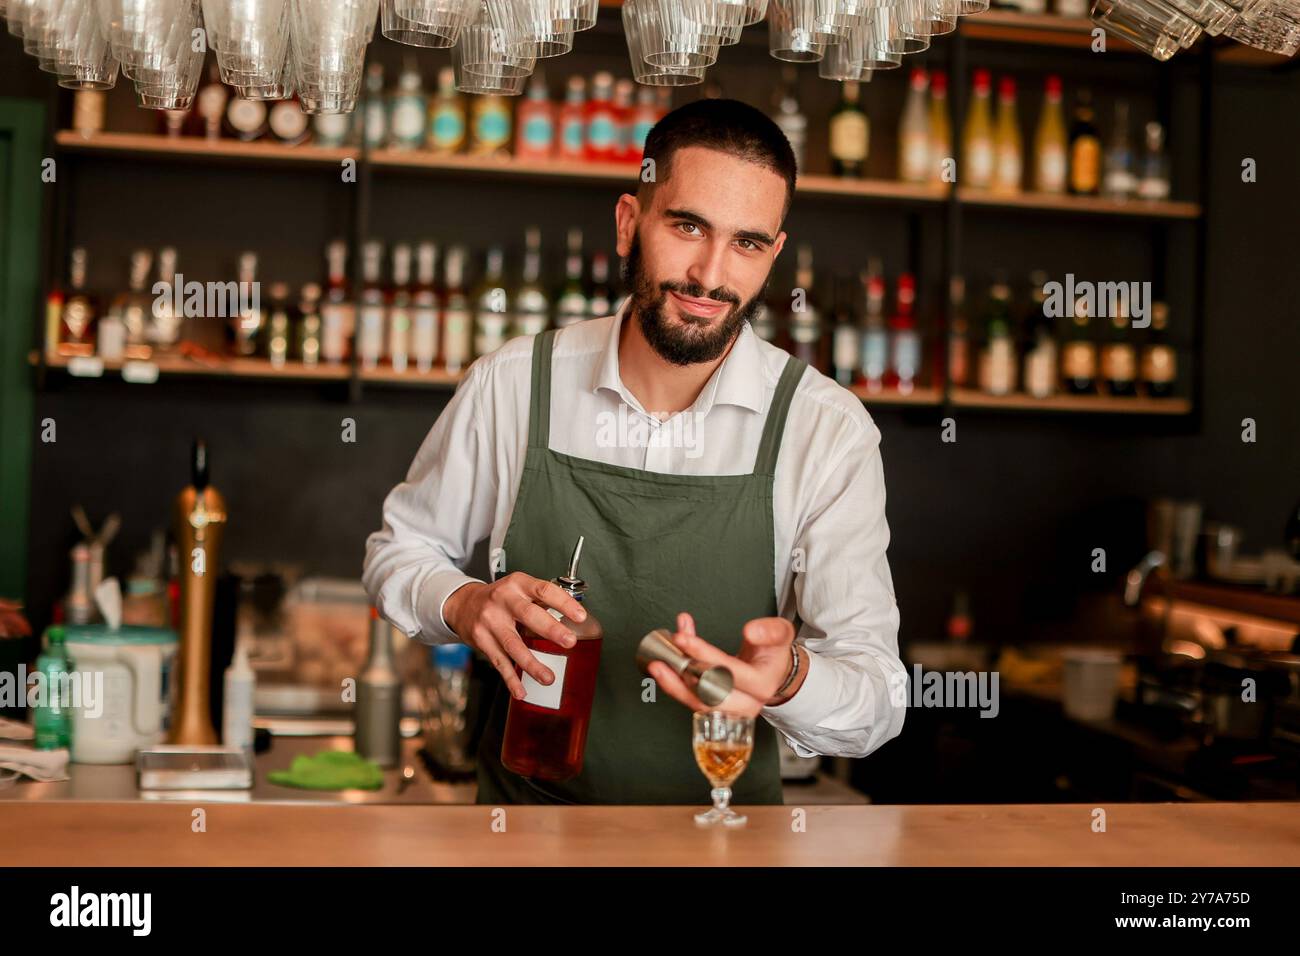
[267,750,385,791]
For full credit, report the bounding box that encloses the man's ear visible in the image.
[771,230,788,262]
[614,193,640,258]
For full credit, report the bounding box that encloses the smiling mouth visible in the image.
[668,290,731,320]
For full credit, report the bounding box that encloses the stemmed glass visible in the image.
[692,710,754,827]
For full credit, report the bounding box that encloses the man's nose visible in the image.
[684,239,729,296]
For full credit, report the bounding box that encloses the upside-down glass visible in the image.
[291,0,378,113]
[1225,0,1300,52]
[858,9,903,69]
[623,0,707,83]
[460,0,535,77]
[693,711,754,827]
[1090,0,1201,58]
[890,0,932,52]
[818,15,864,77]
[769,0,825,61]
[1158,0,1239,33]
[382,0,458,43]
[632,0,719,68]
[488,0,574,57]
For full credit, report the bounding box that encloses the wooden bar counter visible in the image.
[3,802,1298,866]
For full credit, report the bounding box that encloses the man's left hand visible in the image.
[648,612,801,717]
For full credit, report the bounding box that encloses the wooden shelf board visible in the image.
[55,130,354,166]
[950,387,1191,414]
[360,365,464,387]
[850,384,944,406]
[32,350,351,382]
[957,186,1201,219]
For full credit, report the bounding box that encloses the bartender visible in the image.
[363,98,905,805]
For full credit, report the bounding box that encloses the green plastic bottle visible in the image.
[33,625,72,750]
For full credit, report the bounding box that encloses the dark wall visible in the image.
[7,25,1297,647]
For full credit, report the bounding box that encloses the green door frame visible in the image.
[0,97,46,602]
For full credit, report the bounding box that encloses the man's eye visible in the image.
[676,222,701,236]
[736,239,759,252]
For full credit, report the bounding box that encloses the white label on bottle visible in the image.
[122,360,159,384]
[1037,147,1066,192]
[67,356,103,377]
[967,143,994,187]
[521,649,566,710]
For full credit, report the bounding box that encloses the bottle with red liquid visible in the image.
[501,536,604,781]
[885,273,921,395]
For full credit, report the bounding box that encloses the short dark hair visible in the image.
[638,98,798,222]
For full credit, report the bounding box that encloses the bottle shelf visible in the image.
[55,132,950,205]
[31,349,351,382]
[957,186,1201,219]
[850,384,944,406]
[949,386,1191,414]
[54,130,354,167]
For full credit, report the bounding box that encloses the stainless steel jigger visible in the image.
[636,628,734,707]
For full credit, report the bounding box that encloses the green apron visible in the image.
[474,328,806,805]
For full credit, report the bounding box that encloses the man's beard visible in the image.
[620,235,769,366]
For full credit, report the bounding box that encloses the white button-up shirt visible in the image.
[363,299,906,759]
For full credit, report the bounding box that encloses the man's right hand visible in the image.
[442,573,587,701]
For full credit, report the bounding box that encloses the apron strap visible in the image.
[528,328,558,451]
[753,356,806,477]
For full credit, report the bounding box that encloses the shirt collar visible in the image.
[592,297,767,416]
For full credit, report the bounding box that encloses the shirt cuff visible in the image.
[762,649,833,750]
[415,570,484,644]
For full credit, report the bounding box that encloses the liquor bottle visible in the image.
[474,246,511,358]
[321,240,352,364]
[885,273,920,394]
[298,283,323,366]
[962,69,995,190]
[97,294,126,361]
[558,76,586,162]
[44,283,64,358]
[59,248,97,357]
[150,247,182,352]
[106,249,154,360]
[265,282,291,368]
[1137,122,1170,200]
[946,275,971,389]
[927,70,951,186]
[830,276,860,387]
[829,80,868,179]
[441,245,473,374]
[1060,294,1097,394]
[859,267,888,392]
[514,227,551,336]
[356,610,401,768]
[412,241,441,372]
[195,64,228,141]
[72,90,106,138]
[588,251,613,318]
[1140,301,1176,396]
[229,252,262,357]
[629,85,660,165]
[1032,75,1068,194]
[515,72,555,161]
[357,240,387,370]
[500,537,604,782]
[269,99,311,146]
[389,244,413,373]
[161,106,193,138]
[362,63,387,151]
[585,71,619,163]
[787,245,825,370]
[1068,89,1102,196]
[613,78,636,163]
[555,228,588,328]
[992,76,1022,195]
[1021,271,1057,398]
[313,110,352,148]
[979,276,1016,396]
[772,68,807,173]
[428,66,466,156]
[469,91,512,157]
[1099,296,1137,396]
[1102,99,1137,200]
[898,68,930,184]
[388,59,427,150]
[224,97,268,142]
